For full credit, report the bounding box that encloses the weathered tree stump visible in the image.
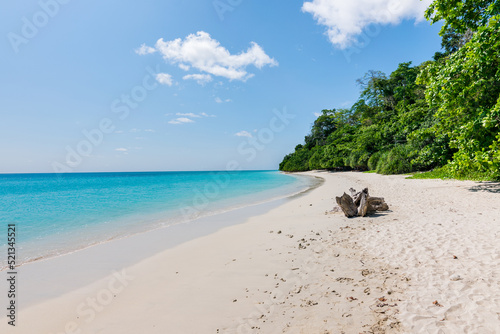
[335,193,357,217]
[335,188,389,218]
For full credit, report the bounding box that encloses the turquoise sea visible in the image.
[0,170,314,268]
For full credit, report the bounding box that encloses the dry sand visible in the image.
[1,171,500,333]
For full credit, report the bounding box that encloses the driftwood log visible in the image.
[335,188,389,218]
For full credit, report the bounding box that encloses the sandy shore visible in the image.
[2,171,500,333]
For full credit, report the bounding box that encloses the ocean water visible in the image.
[0,171,315,268]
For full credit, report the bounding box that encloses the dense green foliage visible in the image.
[279,0,500,181]
[425,0,499,34]
[420,17,500,179]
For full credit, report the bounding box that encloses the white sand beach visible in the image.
[2,171,500,333]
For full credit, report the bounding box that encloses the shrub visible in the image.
[376,145,416,174]
[367,152,382,171]
[347,151,369,170]
[347,151,360,169]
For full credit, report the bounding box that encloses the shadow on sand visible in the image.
[366,211,392,218]
[467,182,500,193]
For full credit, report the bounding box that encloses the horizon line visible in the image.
[0,169,280,175]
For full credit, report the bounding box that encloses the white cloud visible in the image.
[135,44,156,55]
[170,113,216,122]
[138,31,278,81]
[115,148,128,152]
[201,112,216,118]
[144,129,155,132]
[176,112,201,118]
[302,0,432,48]
[156,73,173,86]
[168,117,194,125]
[235,131,253,138]
[167,113,215,124]
[183,73,213,85]
[215,97,231,103]
[314,112,322,117]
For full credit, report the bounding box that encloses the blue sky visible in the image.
[0,0,442,173]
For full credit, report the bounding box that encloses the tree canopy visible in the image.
[425,0,499,34]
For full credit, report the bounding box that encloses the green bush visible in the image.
[375,151,389,172]
[347,151,369,170]
[347,151,360,169]
[376,145,416,174]
[367,152,382,171]
[357,152,370,170]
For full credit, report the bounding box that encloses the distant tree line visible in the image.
[279,0,500,181]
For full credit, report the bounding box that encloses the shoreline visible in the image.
[1,174,322,309]
[0,172,319,271]
[4,194,311,309]
[2,171,500,333]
